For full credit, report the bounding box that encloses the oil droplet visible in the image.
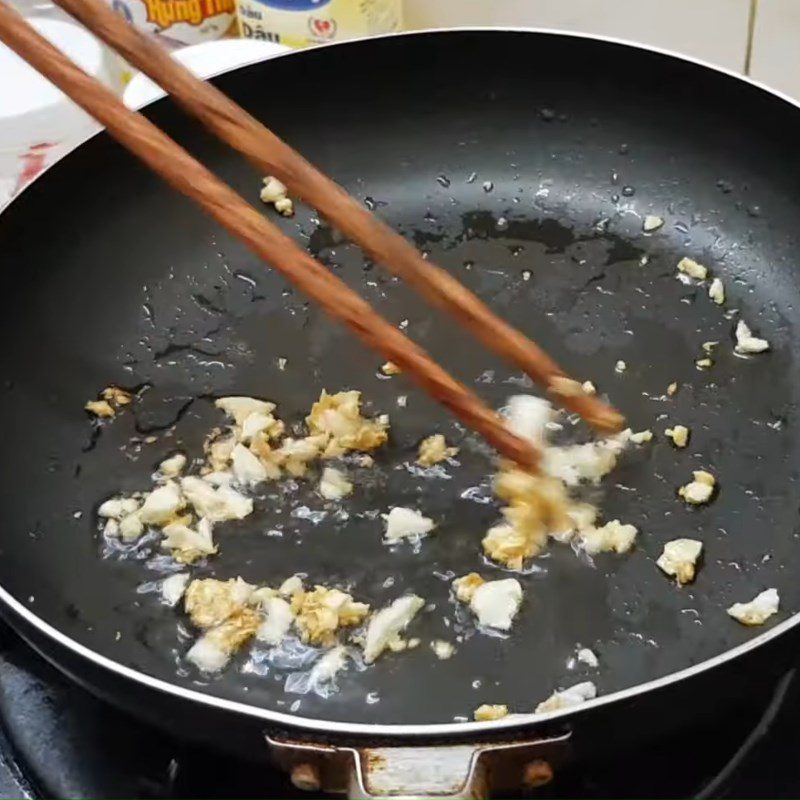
[364,196,376,210]
[539,107,555,121]
[482,181,494,193]
[466,171,477,184]
[233,270,257,287]
[436,174,451,188]
[622,185,635,197]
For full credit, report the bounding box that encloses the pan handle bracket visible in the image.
[267,729,570,797]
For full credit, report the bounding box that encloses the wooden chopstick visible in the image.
[0,0,543,469]
[49,0,625,436]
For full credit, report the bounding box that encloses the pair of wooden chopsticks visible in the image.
[0,0,624,468]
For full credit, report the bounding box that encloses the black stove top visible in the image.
[0,620,798,799]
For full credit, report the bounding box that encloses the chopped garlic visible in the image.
[180,476,253,522]
[484,465,577,568]
[548,503,598,545]
[202,471,234,487]
[543,432,628,486]
[469,579,522,631]
[615,360,627,373]
[119,513,144,542]
[474,704,508,721]
[417,434,458,467]
[240,412,282,444]
[483,522,544,571]
[363,595,424,664]
[696,358,713,369]
[186,635,229,673]
[256,596,295,645]
[274,197,293,216]
[708,278,725,305]
[630,429,653,444]
[581,381,597,395]
[279,575,303,597]
[453,573,485,603]
[577,648,599,667]
[535,681,597,714]
[161,573,190,606]
[205,433,236,472]
[431,640,455,660]
[307,390,388,457]
[260,176,294,216]
[735,320,770,355]
[86,386,134,418]
[702,341,718,355]
[273,435,327,477]
[161,517,216,563]
[727,588,779,626]
[657,538,703,585]
[579,520,638,555]
[505,395,553,446]
[383,507,435,542]
[184,577,254,628]
[292,586,369,646]
[643,215,664,232]
[319,467,353,500]
[230,443,268,485]
[102,386,134,406]
[85,399,115,418]
[159,453,187,478]
[665,425,689,448]
[214,396,275,427]
[678,470,716,505]
[380,361,402,376]
[187,608,260,672]
[667,382,679,396]
[98,496,140,519]
[677,257,708,280]
[139,482,184,525]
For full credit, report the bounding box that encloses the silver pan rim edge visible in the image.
[1,578,797,737]
[2,26,799,738]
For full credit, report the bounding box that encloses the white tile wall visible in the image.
[404,0,753,73]
[749,0,800,102]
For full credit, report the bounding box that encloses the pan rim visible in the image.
[2,25,800,738]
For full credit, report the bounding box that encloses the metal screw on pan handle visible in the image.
[267,730,571,798]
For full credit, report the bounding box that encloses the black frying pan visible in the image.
[1,28,800,795]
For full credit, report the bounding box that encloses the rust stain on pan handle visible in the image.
[267,730,571,797]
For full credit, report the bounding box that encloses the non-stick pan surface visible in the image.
[1,30,799,729]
